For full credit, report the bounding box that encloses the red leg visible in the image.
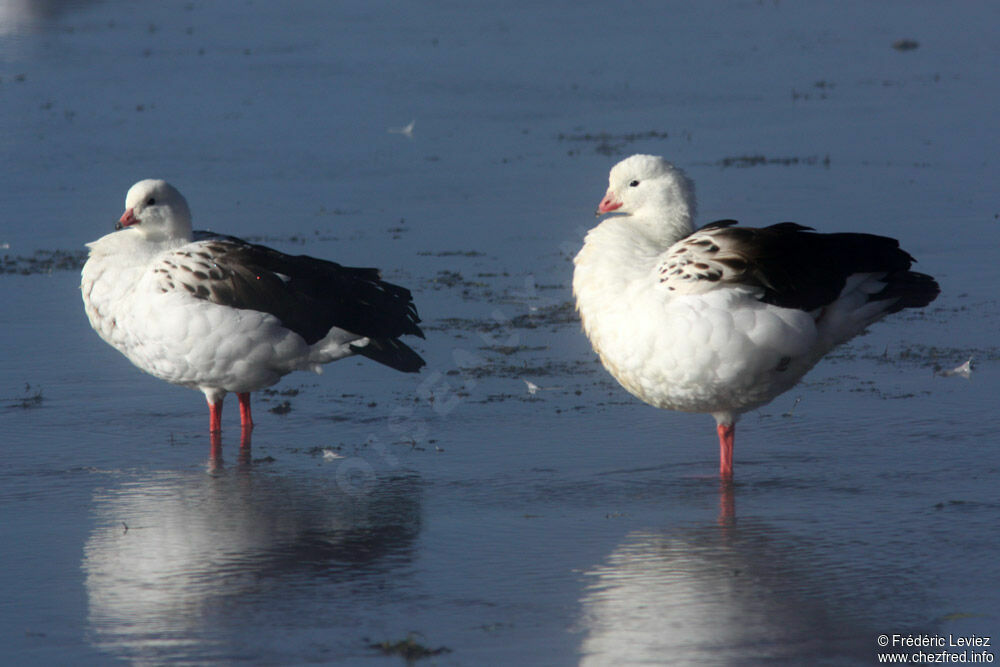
[717,423,735,480]
[237,392,254,430]
[208,398,223,433]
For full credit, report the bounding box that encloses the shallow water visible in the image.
[2,1,999,665]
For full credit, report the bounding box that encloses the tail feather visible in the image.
[874,270,940,314]
[352,338,426,373]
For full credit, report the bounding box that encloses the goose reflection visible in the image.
[0,0,95,35]
[578,499,890,664]
[82,458,421,663]
[207,427,251,470]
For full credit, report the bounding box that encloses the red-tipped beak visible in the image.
[596,192,623,215]
[118,208,137,227]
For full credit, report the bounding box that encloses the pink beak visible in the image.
[596,192,623,215]
[118,208,137,227]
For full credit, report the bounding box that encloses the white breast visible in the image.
[81,234,342,395]
[573,223,824,417]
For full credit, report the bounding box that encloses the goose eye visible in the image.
[146,197,156,205]
[629,180,640,187]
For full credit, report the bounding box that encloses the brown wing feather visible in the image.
[657,221,939,312]
[153,234,425,372]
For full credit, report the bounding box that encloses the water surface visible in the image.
[2,1,998,664]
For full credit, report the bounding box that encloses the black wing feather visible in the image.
[185,232,425,372]
[699,222,939,312]
[698,218,740,231]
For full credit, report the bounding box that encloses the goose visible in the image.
[81,179,424,434]
[573,155,939,478]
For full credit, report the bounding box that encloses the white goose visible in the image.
[573,155,939,479]
[81,179,424,435]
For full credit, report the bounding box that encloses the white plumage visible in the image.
[82,179,424,436]
[573,155,939,478]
